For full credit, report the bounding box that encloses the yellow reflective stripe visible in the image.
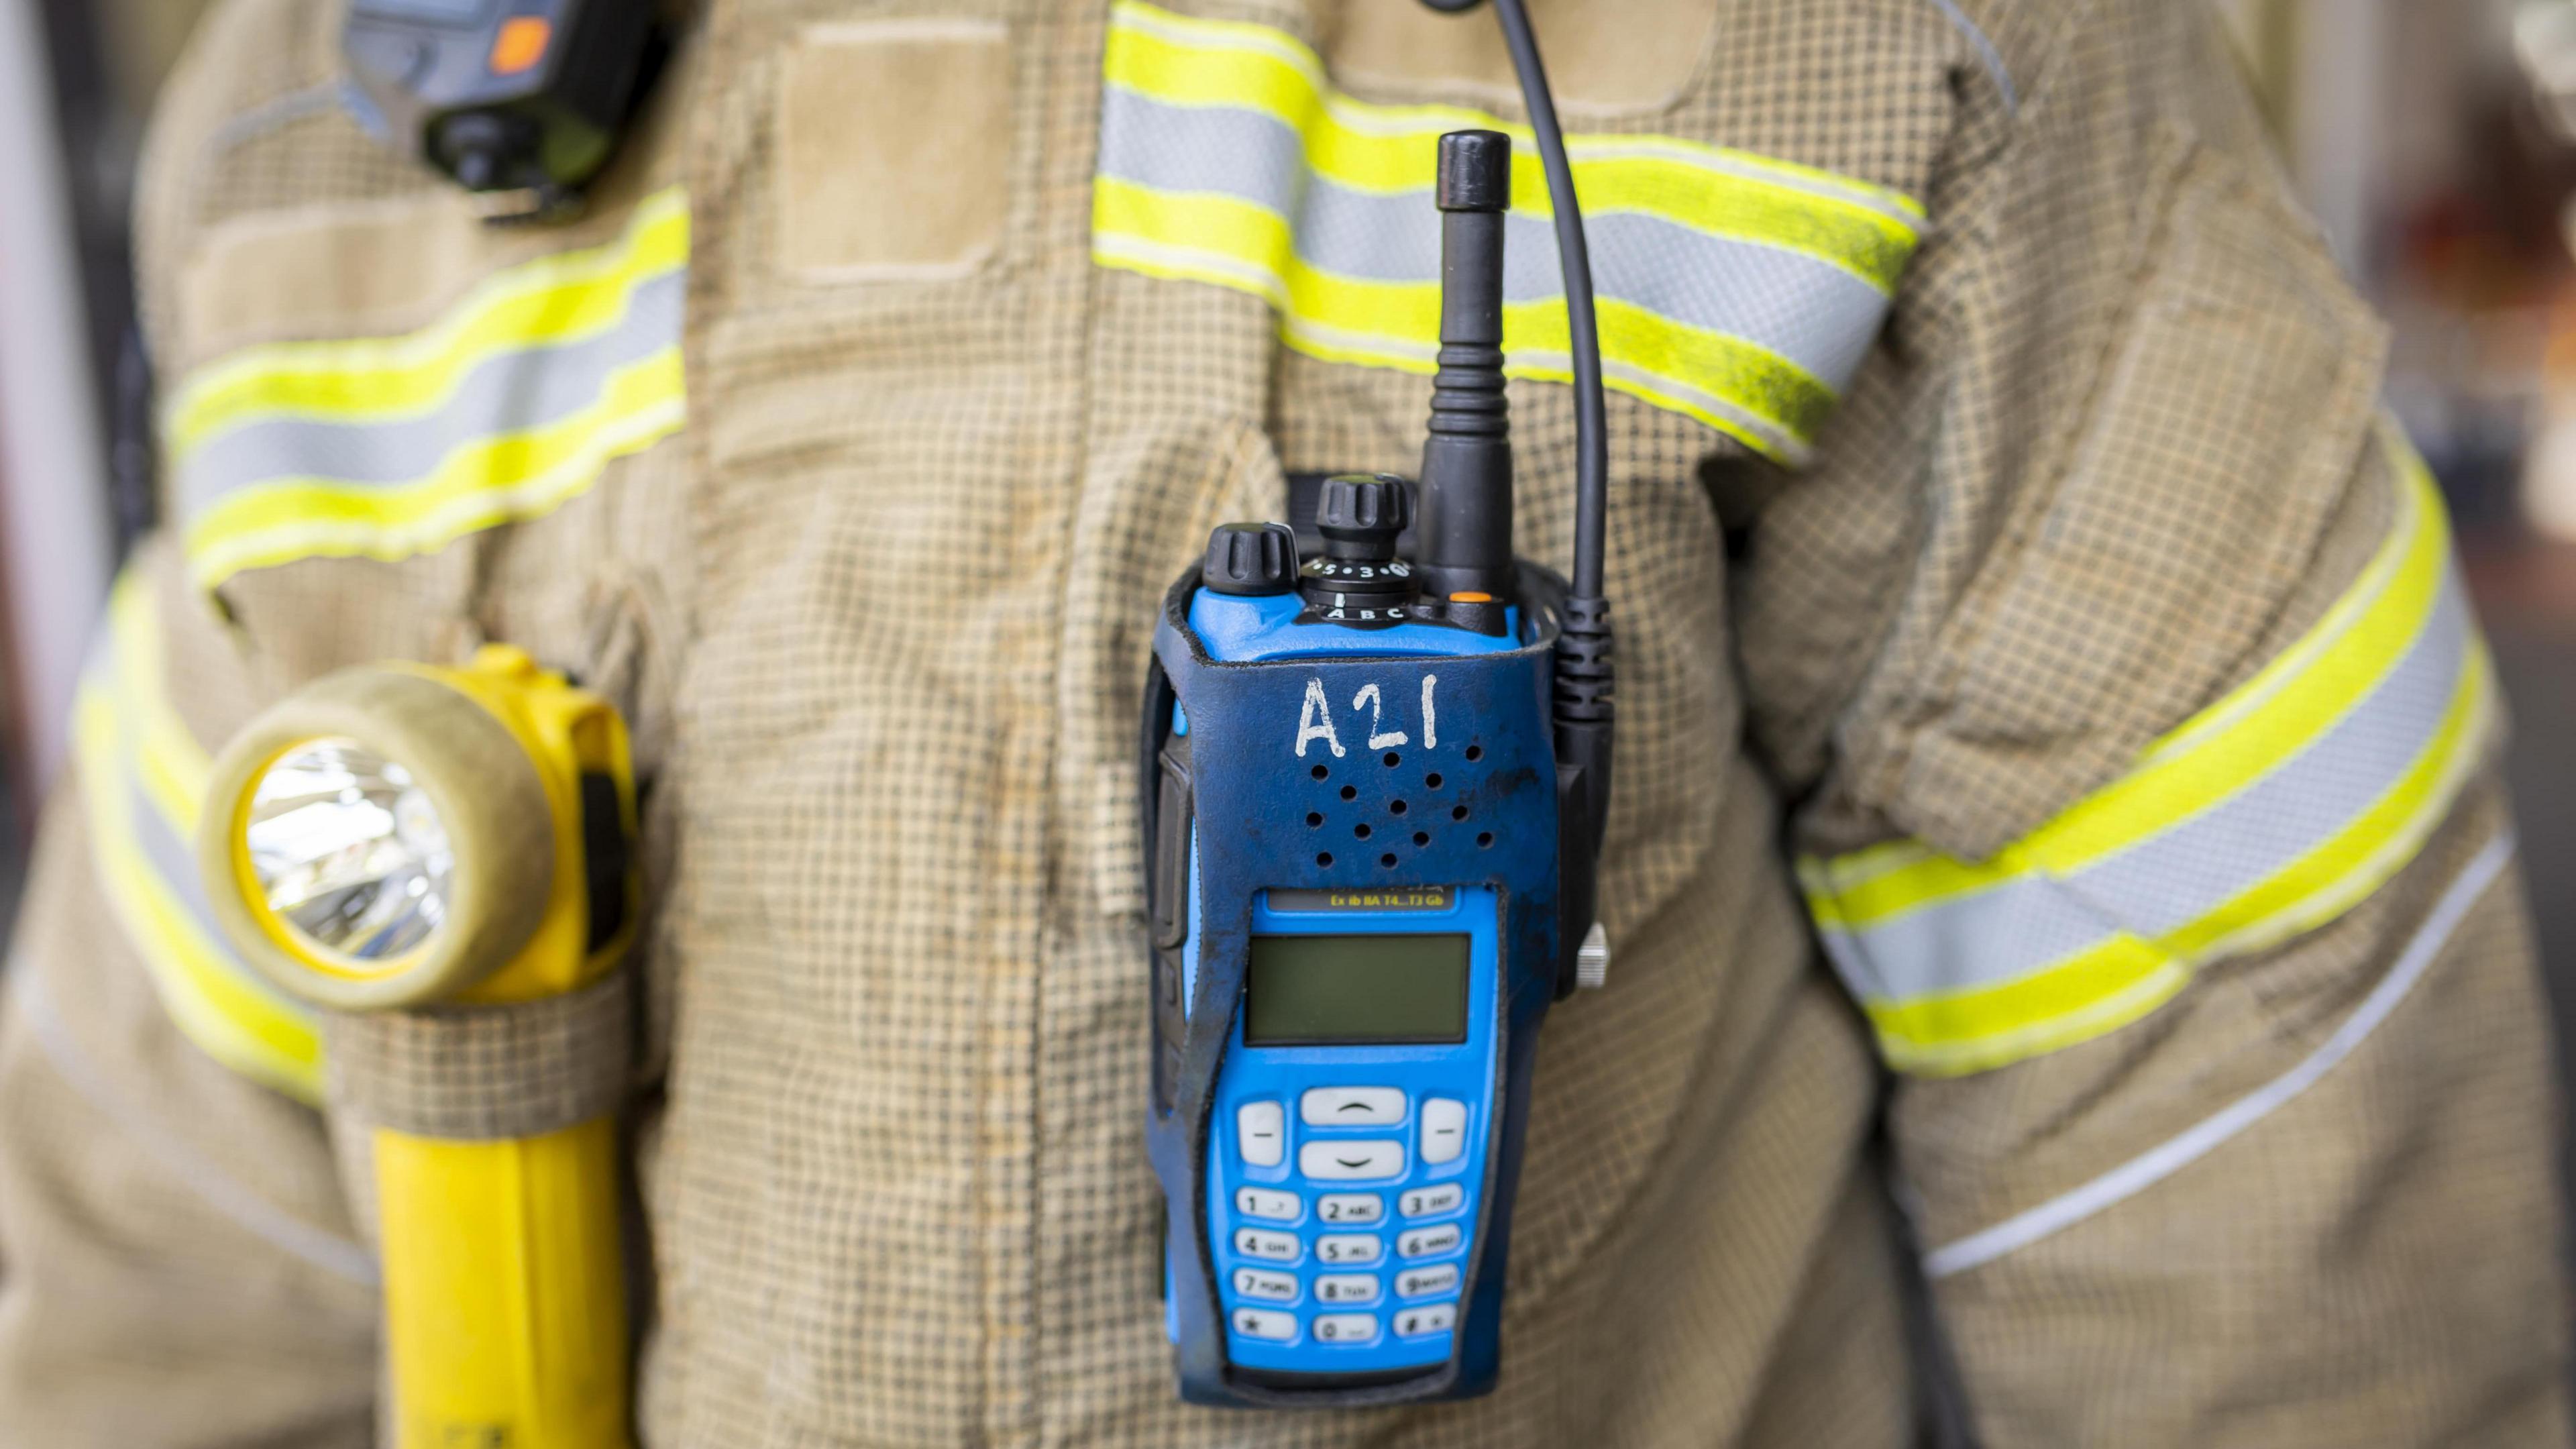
[1866,942,2190,1077]
[1104,3,1922,288]
[1091,178,1843,456]
[168,187,688,590]
[166,186,689,453]
[1094,0,1920,462]
[1805,444,2495,1077]
[107,569,211,830]
[74,573,321,1102]
[182,345,684,589]
[1819,458,2449,932]
[1864,646,2494,1075]
[2171,641,2493,964]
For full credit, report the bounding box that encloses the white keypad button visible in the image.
[1311,1313,1380,1344]
[1233,1268,1297,1301]
[1316,1193,1383,1225]
[1395,1264,1458,1299]
[1313,1273,1381,1305]
[1393,1303,1456,1337]
[1397,1224,1462,1258]
[1234,1187,1299,1222]
[1232,1307,1297,1341]
[1315,1234,1383,1265]
[1419,1098,1469,1165]
[1236,1101,1285,1167]
[1400,1184,1464,1218]
[1299,1140,1404,1181]
[1299,1087,1407,1126]
[1234,1228,1299,1262]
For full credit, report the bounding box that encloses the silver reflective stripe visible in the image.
[174,268,688,518]
[126,774,307,1023]
[1921,830,2516,1277]
[1097,88,1894,394]
[1816,569,2475,1001]
[11,967,378,1285]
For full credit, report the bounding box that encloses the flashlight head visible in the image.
[202,665,564,1012]
[242,739,458,967]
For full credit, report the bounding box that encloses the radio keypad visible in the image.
[1399,1184,1462,1218]
[1234,1268,1298,1301]
[1317,1193,1383,1224]
[1313,1274,1380,1305]
[1234,1228,1299,1262]
[1315,1234,1381,1266]
[1234,1307,1297,1341]
[1311,1313,1380,1344]
[1234,1187,1299,1222]
[1395,1264,1458,1299]
[1397,1224,1462,1259]
[1217,1085,1474,1354]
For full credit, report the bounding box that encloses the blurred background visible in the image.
[0,5,2569,1020]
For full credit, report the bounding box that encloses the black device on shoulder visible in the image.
[343,0,659,222]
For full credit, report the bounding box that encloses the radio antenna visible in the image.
[1426,0,1615,986]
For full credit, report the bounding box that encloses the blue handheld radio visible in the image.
[1141,0,1617,1407]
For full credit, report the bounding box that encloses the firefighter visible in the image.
[0,0,2563,1444]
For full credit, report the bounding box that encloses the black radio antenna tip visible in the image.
[1436,129,1512,212]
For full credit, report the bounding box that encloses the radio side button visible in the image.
[1419,1098,1468,1165]
[1236,1101,1285,1167]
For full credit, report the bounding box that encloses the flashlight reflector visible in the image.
[246,739,457,966]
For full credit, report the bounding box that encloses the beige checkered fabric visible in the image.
[321,971,636,1142]
[0,0,2563,1444]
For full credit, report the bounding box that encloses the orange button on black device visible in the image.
[490,15,551,76]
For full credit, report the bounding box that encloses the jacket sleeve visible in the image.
[0,543,377,1447]
[0,0,382,1438]
[1776,3,2573,1442]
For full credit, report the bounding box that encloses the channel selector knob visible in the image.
[1315,474,1411,561]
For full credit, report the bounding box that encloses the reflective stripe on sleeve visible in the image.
[70,569,322,1102]
[166,185,690,590]
[1091,1,1924,464]
[1799,446,2496,1075]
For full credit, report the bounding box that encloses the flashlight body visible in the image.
[378,1117,629,1449]
[201,647,639,1448]
[374,650,637,1449]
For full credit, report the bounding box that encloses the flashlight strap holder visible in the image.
[320,969,635,1142]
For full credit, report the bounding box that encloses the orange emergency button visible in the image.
[489,15,551,76]
[1450,592,1494,604]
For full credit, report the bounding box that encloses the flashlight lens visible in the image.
[244,739,455,965]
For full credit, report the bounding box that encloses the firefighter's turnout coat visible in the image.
[0,0,2565,1444]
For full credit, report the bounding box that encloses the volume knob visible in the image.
[1201,522,1299,596]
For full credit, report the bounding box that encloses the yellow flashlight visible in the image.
[198,645,637,1449]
